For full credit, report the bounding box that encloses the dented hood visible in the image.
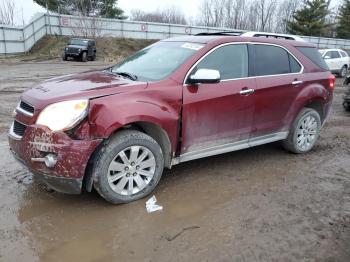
[22,70,147,109]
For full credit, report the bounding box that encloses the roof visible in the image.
[162,35,315,48]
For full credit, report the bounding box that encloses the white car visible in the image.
[241,31,306,42]
[319,49,350,77]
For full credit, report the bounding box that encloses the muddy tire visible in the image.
[62,54,67,61]
[92,130,164,204]
[81,52,87,62]
[339,65,348,78]
[283,108,321,154]
[344,101,350,111]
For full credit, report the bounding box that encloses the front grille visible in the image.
[19,100,34,115]
[67,47,79,53]
[12,120,27,137]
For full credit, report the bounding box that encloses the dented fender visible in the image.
[88,84,183,152]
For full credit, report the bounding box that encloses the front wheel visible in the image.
[92,130,164,204]
[81,52,87,62]
[283,108,321,154]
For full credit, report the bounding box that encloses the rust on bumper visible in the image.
[8,125,102,194]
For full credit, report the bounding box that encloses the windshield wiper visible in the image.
[109,70,138,81]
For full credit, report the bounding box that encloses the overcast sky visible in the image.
[0,0,201,26]
[0,0,341,26]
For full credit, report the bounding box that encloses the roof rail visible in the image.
[195,31,242,36]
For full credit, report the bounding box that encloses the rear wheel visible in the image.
[92,130,164,204]
[283,108,321,154]
[339,65,348,78]
[343,101,350,111]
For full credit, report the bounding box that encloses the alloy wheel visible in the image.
[296,115,318,151]
[107,146,156,196]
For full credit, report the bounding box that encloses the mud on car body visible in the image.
[9,34,334,204]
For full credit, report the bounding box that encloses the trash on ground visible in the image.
[146,195,163,213]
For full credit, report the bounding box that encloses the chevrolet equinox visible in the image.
[8,34,334,204]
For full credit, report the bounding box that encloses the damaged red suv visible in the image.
[9,33,334,204]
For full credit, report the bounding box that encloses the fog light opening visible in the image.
[45,154,58,168]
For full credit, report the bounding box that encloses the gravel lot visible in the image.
[0,60,349,262]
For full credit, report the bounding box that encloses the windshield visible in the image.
[69,39,88,46]
[110,42,203,81]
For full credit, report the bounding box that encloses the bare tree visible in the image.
[274,0,301,33]
[130,6,187,25]
[0,0,15,26]
[197,0,226,27]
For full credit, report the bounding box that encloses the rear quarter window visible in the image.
[297,47,329,70]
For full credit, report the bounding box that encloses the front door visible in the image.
[181,44,256,155]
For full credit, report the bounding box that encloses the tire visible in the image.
[91,53,96,61]
[62,54,67,61]
[343,101,350,111]
[339,65,348,78]
[81,52,87,62]
[282,108,321,154]
[92,130,164,204]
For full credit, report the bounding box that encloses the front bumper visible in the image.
[8,125,102,194]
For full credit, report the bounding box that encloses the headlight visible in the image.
[36,99,88,131]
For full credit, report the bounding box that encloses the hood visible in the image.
[22,71,147,109]
[66,44,86,49]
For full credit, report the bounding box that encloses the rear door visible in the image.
[181,44,256,154]
[249,43,304,139]
[324,51,341,70]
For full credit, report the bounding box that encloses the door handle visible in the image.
[240,88,255,95]
[292,80,303,86]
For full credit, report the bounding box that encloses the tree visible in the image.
[0,0,15,25]
[336,0,350,39]
[130,7,187,25]
[33,0,127,19]
[287,0,331,37]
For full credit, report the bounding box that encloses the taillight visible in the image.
[328,74,335,92]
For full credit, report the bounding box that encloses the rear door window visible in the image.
[340,51,348,57]
[251,44,301,76]
[194,44,248,80]
[297,47,329,70]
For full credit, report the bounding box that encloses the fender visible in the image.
[283,81,331,129]
[88,91,182,152]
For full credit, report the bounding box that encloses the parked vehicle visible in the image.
[9,34,334,204]
[343,76,350,111]
[62,38,96,62]
[319,49,350,77]
[241,31,306,42]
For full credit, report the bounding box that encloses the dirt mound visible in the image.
[1,36,156,63]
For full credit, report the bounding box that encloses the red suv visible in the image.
[8,34,334,204]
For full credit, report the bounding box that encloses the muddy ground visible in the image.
[0,60,349,262]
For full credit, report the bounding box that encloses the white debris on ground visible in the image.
[146,195,163,213]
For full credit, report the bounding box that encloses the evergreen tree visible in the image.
[287,0,331,37]
[34,0,127,19]
[336,0,350,39]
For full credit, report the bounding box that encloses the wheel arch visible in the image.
[83,120,173,192]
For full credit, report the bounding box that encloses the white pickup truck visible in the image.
[319,49,350,77]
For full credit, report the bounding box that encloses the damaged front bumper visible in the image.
[8,124,102,194]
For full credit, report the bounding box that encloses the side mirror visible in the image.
[324,55,331,59]
[188,69,221,84]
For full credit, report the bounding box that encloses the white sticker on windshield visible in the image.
[181,43,204,51]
